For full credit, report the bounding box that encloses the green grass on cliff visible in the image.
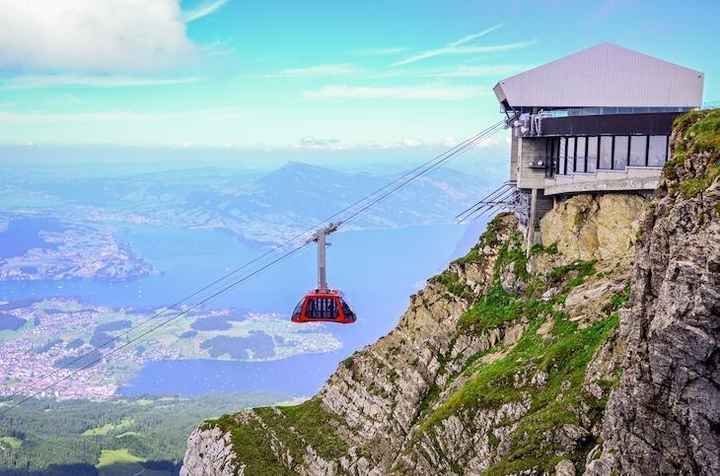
[257,399,349,461]
[458,285,521,333]
[457,228,534,334]
[418,307,618,475]
[481,313,619,476]
[208,412,293,476]
[416,222,614,475]
[433,269,473,299]
[453,215,514,267]
[666,109,720,198]
[205,398,347,475]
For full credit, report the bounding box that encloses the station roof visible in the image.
[494,43,704,110]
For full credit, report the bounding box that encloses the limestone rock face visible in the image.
[585,110,720,476]
[317,214,520,469]
[540,193,647,265]
[181,427,240,476]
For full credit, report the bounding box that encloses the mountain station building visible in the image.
[494,43,704,249]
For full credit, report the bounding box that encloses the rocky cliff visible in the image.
[585,110,720,475]
[181,110,720,476]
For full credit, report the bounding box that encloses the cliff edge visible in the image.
[181,110,720,476]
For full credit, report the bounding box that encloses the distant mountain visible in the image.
[32,161,497,244]
[207,161,494,242]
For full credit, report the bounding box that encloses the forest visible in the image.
[0,394,279,475]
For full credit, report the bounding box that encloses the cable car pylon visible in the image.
[291,222,357,324]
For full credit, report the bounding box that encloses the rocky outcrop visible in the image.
[182,110,720,475]
[182,427,241,476]
[540,193,647,266]
[585,109,720,475]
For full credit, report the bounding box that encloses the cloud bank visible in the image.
[0,0,198,72]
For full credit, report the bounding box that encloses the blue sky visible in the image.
[0,0,718,148]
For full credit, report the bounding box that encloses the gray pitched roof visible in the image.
[494,43,704,109]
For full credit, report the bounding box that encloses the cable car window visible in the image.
[308,297,338,320]
[292,300,303,319]
[342,301,356,321]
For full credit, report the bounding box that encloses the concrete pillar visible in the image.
[526,188,538,255]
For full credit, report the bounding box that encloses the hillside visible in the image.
[180,110,720,475]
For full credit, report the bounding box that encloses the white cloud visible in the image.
[303,85,481,101]
[2,75,203,89]
[265,64,362,78]
[392,25,534,67]
[398,138,424,147]
[447,25,504,48]
[183,0,230,23]
[393,41,535,67]
[297,136,345,149]
[0,0,197,72]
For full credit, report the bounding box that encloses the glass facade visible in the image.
[548,134,670,175]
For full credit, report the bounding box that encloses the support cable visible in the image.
[5,121,503,403]
[0,120,506,415]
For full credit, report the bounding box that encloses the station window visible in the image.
[576,137,587,172]
[648,136,667,166]
[567,137,576,173]
[629,136,646,166]
[552,138,561,174]
[599,136,613,169]
[586,137,598,173]
[614,136,629,170]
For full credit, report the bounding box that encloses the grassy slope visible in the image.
[665,109,720,198]
[413,225,627,475]
[205,398,348,475]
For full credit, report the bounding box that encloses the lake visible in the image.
[0,215,65,258]
[0,220,485,398]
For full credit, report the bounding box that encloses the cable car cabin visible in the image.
[291,223,357,324]
[291,289,356,324]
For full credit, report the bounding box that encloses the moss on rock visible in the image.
[666,109,720,197]
[203,398,347,475]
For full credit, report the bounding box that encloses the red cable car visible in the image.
[291,223,357,324]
